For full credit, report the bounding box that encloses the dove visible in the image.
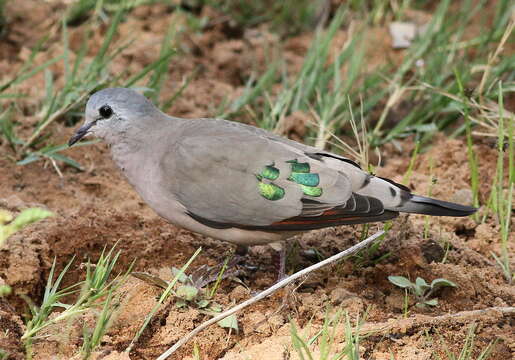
[69,88,476,262]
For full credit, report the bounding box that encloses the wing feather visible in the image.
[161,121,353,227]
[162,118,400,232]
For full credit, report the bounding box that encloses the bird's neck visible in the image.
[109,113,178,158]
[109,115,181,186]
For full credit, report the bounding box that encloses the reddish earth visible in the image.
[0,1,513,359]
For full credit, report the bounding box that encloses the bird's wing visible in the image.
[159,126,393,231]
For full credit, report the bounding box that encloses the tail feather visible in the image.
[354,175,477,217]
[397,194,477,217]
[316,152,478,218]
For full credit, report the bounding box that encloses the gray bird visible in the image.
[69,88,476,251]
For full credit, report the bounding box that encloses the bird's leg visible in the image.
[277,245,287,281]
[269,242,288,282]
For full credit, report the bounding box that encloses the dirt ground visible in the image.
[0,1,513,359]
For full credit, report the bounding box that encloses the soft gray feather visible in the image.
[158,119,353,226]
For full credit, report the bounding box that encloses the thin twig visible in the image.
[49,157,63,179]
[156,230,385,360]
[359,306,515,336]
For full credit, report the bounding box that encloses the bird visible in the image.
[69,87,476,271]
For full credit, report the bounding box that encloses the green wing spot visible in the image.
[287,159,310,173]
[259,165,280,180]
[256,160,321,200]
[258,182,285,201]
[288,173,320,186]
[286,159,322,196]
[300,185,323,197]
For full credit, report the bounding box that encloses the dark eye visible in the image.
[99,105,113,119]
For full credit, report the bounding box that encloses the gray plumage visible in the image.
[69,88,476,246]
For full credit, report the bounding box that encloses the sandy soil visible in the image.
[0,1,513,359]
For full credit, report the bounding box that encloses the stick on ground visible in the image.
[359,306,514,336]
[156,230,386,360]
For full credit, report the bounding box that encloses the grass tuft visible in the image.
[22,244,132,359]
[489,82,514,284]
[219,1,513,156]
[290,309,367,360]
[223,6,361,138]
[434,323,496,360]
[203,0,326,36]
[125,247,202,353]
[1,0,180,171]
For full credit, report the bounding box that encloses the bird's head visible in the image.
[69,87,159,146]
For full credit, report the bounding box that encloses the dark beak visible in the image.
[68,121,96,146]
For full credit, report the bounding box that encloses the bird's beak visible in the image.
[68,121,96,146]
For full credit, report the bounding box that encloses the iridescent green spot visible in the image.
[300,185,323,197]
[287,159,310,173]
[288,173,320,186]
[285,159,322,196]
[258,182,285,201]
[259,165,280,180]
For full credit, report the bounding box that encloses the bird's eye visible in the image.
[99,105,113,119]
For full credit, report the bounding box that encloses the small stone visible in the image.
[493,297,507,307]
[421,239,445,263]
[389,22,417,48]
[268,314,285,329]
[329,288,356,305]
[385,293,406,312]
[229,285,248,302]
[244,311,268,335]
[301,248,318,261]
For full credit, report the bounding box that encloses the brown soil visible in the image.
[0,2,513,360]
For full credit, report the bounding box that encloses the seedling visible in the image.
[171,266,205,309]
[402,140,421,186]
[424,159,437,240]
[0,285,11,297]
[81,291,120,359]
[192,342,202,360]
[126,249,239,353]
[455,68,480,222]
[171,262,239,332]
[388,275,457,308]
[129,255,239,337]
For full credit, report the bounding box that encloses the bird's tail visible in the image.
[317,153,477,217]
[356,176,477,217]
[393,194,477,217]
